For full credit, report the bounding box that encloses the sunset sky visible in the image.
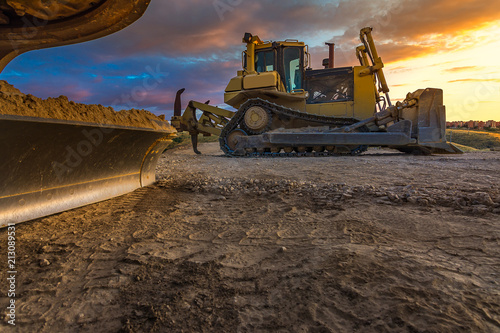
[1,0,499,121]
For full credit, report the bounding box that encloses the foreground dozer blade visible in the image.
[0,0,152,72]
[0,115,175,226]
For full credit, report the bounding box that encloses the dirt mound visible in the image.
[0,80,172,130]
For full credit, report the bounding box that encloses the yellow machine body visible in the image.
[223,37,377,122]
[172,28,461,156]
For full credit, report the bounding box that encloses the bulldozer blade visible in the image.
[401,88,463,154]
[0,115,175,227]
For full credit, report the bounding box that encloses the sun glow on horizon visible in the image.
[384,21,500,121]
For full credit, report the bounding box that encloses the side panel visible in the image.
[305,67,354,105]
[225,76,243,93]
[306,102,351,117]
[353,66,377,121]
[243,72,279,90]
[0,116,173,226]
[304,66,376,120]
[304,67,354,117]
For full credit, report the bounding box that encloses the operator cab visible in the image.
[243,37,306,93]
[253,46,304,93]
[244,35,354,104]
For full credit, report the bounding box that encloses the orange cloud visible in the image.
[378,43,439,63]
[448,78,500,83]
[388,66,411,73]
[331,0,500,63]
[444,66,484,73]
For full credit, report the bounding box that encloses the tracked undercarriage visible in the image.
[219,98,368,157]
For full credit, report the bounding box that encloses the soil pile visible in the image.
[0,80,172,131]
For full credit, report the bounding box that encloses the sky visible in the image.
[1,0,500,121]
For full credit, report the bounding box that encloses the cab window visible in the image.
[283,47,303,92]
[255,50,275,72]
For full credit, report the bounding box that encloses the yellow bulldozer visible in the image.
[0,1,176,226]
[172,27,462,157]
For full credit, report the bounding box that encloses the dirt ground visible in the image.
[1,143,499,332]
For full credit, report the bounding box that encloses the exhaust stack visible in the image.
[322,42,335,69]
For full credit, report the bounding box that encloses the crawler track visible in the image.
[219,98,368,157]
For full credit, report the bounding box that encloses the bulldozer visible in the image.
[171,27,462,157]
[0,0,176,226]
